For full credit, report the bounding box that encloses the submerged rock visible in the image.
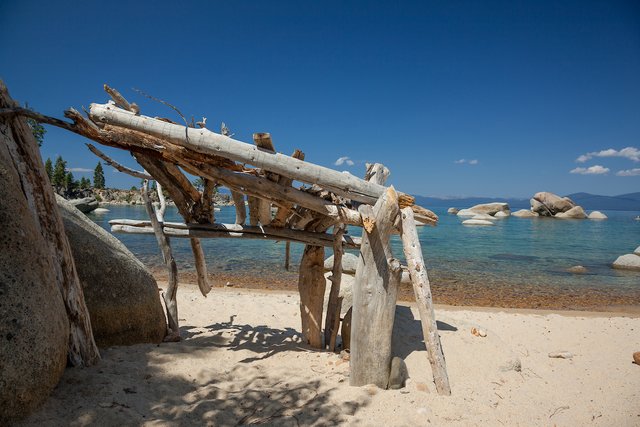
[462,219,495,226]
[56,195,167,346]
[92,207,110,214]
[512,209,538,218]
[612,254,640,271]
[567,265,588,274]
[588,211,607,220]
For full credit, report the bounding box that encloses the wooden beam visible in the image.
[350,184,402,388]
[230,190,246,225]
[297,245,326,348]
[89,103,404,204]
[324,223,345,351]
[400,207,451,395]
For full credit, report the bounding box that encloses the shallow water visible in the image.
[88,205,640,305]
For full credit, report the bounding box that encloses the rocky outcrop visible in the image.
[555,206,587,219]
[0,141,69,424]
[447,207,459,214]
[530,192,576,216]
[512,209,538,218]
[467,202,510,216]
[588,211,607,220]
[68,196,99,213]
[56,195,167,347]
[612,253,640,271]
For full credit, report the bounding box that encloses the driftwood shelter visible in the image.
[3,84,451,395]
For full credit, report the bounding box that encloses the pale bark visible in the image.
[400,207,451,395]
[230,190,246,225]
[297,245,326,348]
[324,223,345,351]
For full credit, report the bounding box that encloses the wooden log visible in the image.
[284,241,291,270]
[104,84,134,112]
[89,103,406,204]
[271,149,305,227]
[109,221,361,249]
[252,133,277,225]
[141,181,179,340]
[190,238,211,297]
[0,81,100,366]
[247,196,260,226]
[297,245,326,348]
[400,207,451,395]
[350,186,402,388]
[324,223,345,351]
[230,190,246,225]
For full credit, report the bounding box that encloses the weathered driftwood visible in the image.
[109,220,361,249]
[284,241,291,270]
[0,82,100,366]
[324,223,345,351]
[247,196,261,226]
[252,133,275,226]
[350,186,402,388]
[89,103,416,205]
[271,149,305,227]
[400,207,451,395]
[230,190,246,225]
[141,181,179,340]
[297,245,326,348]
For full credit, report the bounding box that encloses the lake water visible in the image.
[88,204,640,308]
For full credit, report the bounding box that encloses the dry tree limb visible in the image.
[104,84,134,112]
[85,143,152,180]
[324,223,345,351]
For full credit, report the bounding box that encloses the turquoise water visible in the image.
[88,205,640,294]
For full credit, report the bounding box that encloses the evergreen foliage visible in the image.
[93,162,105,189]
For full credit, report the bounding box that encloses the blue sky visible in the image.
[1,1,639,197]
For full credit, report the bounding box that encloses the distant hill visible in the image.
[415,192,640,211]
[566,192,640,211]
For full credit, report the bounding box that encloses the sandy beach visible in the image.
[22,282,640,426]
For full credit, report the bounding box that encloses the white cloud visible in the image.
[616,168,640,177]
[454,159,478,165]
[335,156,354,166]
[576,146,640,163]
[570,165,610,175]
[66,167,92,173]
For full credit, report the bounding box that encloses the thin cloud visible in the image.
[67,167,92,173]
[616,168,640,177]
[570,165,610,175]
[335,156,354,166]
[576,146,640,163]
[454,159,478,165]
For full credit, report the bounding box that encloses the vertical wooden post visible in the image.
[400,207,451,395]
[324,223,345,351]
[297,244,326,348]
[350,186,402,388]
[284,241,291,271]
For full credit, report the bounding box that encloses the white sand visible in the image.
[22,285,640,426]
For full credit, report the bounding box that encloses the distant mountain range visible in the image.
[414,192,640,211]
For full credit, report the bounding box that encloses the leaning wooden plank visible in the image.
[400,207,451,395]
[324,223,345,351]
[110,223,361,249]
[190,238,212,297]
[141,181,179,340]
[350,187,402,388]
[0,81,100,367]
[297,245,326,348]
[230,190,246,225]
[89,103,399,204]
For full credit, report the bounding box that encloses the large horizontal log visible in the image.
[89,103,407,204]
[109,220,361,249]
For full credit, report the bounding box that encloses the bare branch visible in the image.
[85,143,152,180]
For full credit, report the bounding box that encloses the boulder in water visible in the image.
[468,202,510,216]
[531,192,576,216]
[494,211,510,218]
[56,195,167,346]
[512,209,538,218]
[612,254,640,271]
[447,207,459,214]
[471,213,496,221]
[456,208,477,217]
[555,206,587,219]
[68,196,99,213]
[588,211,607,220]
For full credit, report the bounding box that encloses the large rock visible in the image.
[1,144,69,423]
[635,246,640,256]
[323,272,354,316]
[512,209,538,218]
[56,195,166,347]
[588,211,607,220]
[68,196,99,213]
[456,208,477,217]
[530,192,576,216]
[447,207,459,214]
[555,206,587,219]
[612,254,640,271]
[494,211,510,218]
[468,202,510,216]
[324,252,359,274]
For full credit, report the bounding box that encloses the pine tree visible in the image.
[44,158,53,181]
[79,177,90,189]
[93,162,105,189]
[64,171,76,192]
[52,156,67,188]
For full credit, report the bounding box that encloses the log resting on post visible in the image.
[350,186,402,388]
[297,245,326,349]
[400,207,451,395]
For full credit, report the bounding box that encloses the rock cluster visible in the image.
[456,203,511,225]
[528,192,606,220]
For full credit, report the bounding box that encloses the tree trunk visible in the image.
[297,244,326,348]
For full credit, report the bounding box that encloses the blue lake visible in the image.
[88,205,640,304]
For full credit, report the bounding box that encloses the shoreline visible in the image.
[152,270,640,315]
